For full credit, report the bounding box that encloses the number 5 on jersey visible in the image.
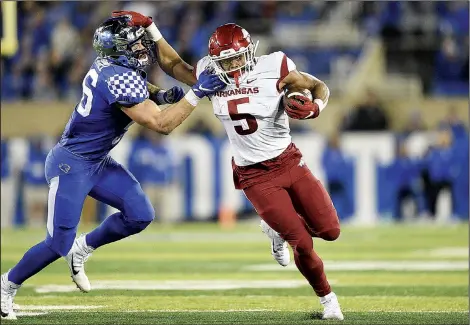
[77,69,99,117]
[228,97,258,135]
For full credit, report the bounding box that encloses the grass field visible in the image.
[1,222,468,324]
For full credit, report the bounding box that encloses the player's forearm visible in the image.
[310,81,330,104]
[144,21,196,85]
[147,82,168,105]
[171,61,197,86]
[300,72,330,103]
[150,97,196,135]
[146,82,163,97]
[122,96,195,135]
[155,39,197,86]
[158,59,196,86]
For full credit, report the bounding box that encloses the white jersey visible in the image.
[196,51,297,166]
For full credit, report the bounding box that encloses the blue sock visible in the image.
[8,241,60,285]
[86,212,150,249]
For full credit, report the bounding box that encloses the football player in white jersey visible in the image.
[194,23,343,320]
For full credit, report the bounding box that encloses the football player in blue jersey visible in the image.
[1,15,225,320]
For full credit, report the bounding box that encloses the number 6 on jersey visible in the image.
[77,69,99,117]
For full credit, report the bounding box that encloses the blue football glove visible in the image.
[153,86,185,105]
[192,69,226,98]
[162,86,185,104]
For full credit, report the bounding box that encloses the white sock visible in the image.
[320,291,336,304]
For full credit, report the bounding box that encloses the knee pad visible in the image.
[45,226,77,256]
[124,219,152,235]
[292,233,313,256]
[317,227,340,241]
[123,188,155,224]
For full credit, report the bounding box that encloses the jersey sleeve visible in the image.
[194,56,212,79]
[100,67,149,107]
[273,51,297,92]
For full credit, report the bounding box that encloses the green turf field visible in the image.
[1,222,468,324]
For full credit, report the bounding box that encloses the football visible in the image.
[283,87,318,120]
[284,87,313,102]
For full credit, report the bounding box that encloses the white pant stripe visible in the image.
[47,176,60,237]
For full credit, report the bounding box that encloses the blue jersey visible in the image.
[59,58,149,160]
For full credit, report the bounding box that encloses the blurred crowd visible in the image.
[0,1,468,226]
[325,106,468,222]
[2,105,468,225]
[360,1,469,94]
[1,1,468,102]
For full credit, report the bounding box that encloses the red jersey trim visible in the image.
[276,54,289,93]
[192,64,197,80]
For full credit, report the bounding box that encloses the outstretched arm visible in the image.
[278,68,330,120]
[278,70,330,104]
[147,81,185,105]
[112,10,197,86]
[146,82,163,95]
[121,97,196,135]
[153,37,197,87]
[121,70,225,135]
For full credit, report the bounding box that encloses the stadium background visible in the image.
[1,1,468,227]
[0,1,468,324]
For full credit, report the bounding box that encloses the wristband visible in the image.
[314,98,326,112]
[145,22,162,42]
[184,89,200,107]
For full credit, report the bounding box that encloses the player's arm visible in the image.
[121,69,224,135]
[275,52,329,119]
[147,81,185,105]
[112,10,197,86]
[153,37,196,86]
[120,97,195,135]
[146,82,162,95]
[278,70,330,105]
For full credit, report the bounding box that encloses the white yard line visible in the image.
[244,260,468,271]
[19,305,104,310]
[122,309,468,313]
[124,309,281,313]
[16,312,49,317]
[411,247,468,258]
[14,304,468,316]
[35,280,308,293]
[14,305,104,318]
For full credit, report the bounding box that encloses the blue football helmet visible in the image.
[93,16,157,69]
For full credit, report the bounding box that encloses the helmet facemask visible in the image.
[93,17,157,69]
[210,40,259,87]
[128,32,157,68]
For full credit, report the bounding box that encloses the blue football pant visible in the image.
[44,146,154,256]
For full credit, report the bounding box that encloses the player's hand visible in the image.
[162,86,185,104]
[111,10,153,28]
[192,69,226,98]
[284,95,319,119]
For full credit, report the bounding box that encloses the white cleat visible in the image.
[64,234,94,293]
[260,219,291,267]
[1,272,21,320]
[320,292,344,320]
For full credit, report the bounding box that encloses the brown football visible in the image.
[283,87,317,120]
[284,87,313,103]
